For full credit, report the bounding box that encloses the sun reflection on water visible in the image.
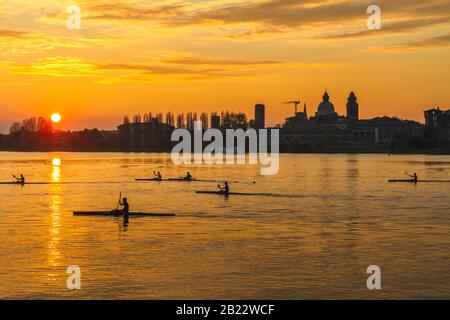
[47,157,62,277]
[52,157,61,167]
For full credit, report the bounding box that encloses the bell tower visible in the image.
[346,91,359,124]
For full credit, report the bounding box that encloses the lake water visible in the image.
[0,152,449,299]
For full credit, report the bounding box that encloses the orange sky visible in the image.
[0,0,449,132]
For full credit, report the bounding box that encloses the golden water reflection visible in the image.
[47,157,62,276]
[1,153,448,299]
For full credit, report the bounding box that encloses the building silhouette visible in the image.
[117,116,174,150]
[282,90,424,147]
[346,92,359,125]
[424,108,450,142]
[353,117,423,144]
[313,90,340,124]
[299,103,308,120]
[316,90,336,117]
[254,104,265,129]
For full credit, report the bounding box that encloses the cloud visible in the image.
[9,57,99,77]
[98,62,226,75]
[183,0,450,27]
[162,56,281,65]
[319,16,450,40]
[172,0,450,44]
[42,0,188,22]
[84,2,187,21]
[2,54,280,81]
[0,30,31,38]
[8,0,450,46]
[387,34,450,50]
[96,59,273,80]
[0,26,119,56]
[227,25,289,39]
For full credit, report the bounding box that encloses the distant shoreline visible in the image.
[1,146,449,155]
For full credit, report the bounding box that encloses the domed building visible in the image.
[316,90,335,116]
[314,90,339,125]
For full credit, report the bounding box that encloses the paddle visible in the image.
[404,171,418,182]
[12,175,21,183]
[115,192,122,212]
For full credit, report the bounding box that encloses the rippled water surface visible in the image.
[0,152,449,299]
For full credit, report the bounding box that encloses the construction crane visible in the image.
[284,101,301,114]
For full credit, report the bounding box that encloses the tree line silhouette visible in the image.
[0,111,252,151]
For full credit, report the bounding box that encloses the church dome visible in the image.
[317,90,335,115]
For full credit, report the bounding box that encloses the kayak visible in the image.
[0,182,25,185]
[0,182,51,185]
[136,178,196,182]
[389,180,450,183]
[136,178,239,183]
[196,191,258,196]
[73,211,176,217]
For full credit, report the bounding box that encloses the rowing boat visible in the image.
[73,211,176,217]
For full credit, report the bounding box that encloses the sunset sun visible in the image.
[51,113,61,124]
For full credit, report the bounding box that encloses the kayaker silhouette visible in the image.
[118,197,130,225]
[185,172,193,181]
[406,172,418,183]
[153,171,162,181]
[14,174,25,185]
[119,197,129,213]
[218,182,230,195]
